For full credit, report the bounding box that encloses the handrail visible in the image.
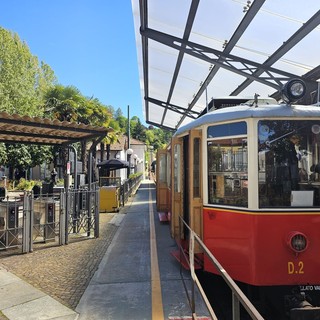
[179,216,264,320]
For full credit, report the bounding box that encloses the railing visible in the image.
[120,174,143,206]
[99,175,142,209]
[178,216,264,320]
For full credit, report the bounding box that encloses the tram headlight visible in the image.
[287,231,308,254]
[282,79,306,104]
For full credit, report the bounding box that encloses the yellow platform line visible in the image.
[149,184,164,320]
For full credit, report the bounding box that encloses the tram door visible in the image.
[170,136,184,240]
[171,131,203,251]
[187,129,203,253]
[156,149,169,212]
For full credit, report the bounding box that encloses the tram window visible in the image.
[159,153,167,183]
[207,137,248,207]
[258,120,320,207]
[167,153,171,188]
[174,144,181,193]
[207,121,246,138]
[193,138,200,198]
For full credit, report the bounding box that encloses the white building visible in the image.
[96,135,147,183]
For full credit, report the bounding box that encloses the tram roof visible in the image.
[132,1,320,131]
[174,103,320,136]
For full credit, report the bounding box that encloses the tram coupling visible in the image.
[285,289,320,320]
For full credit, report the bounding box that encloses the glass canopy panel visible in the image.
[148,103,165,123]
[171,56,210,109]
[162,109,184,128]
[179,117,194,128]
[148,0,192,39]
[272,32,319,76]
[148,41,179,100]
[132,0,320,130]
[241,81,277,98]
[190,0,246,49]
[207,69,249,97]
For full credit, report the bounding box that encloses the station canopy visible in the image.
[0,112,109,146]
[132,0,320,131]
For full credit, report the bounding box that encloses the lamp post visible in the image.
[133,154,138,174]
[127,148,133,178]
[317,80,320,106]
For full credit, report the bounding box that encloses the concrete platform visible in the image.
[76,180,209,319]
[0,180,209,319]
[0,266,77,319]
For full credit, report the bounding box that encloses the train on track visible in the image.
[155,79,320,319]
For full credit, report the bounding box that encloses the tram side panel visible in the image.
[202,208,320,286]
[202,207,254,282]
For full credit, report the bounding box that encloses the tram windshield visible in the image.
[258,120,320,208]
[207,122,248,207]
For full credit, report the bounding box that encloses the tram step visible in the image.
[168,317,210,320]
[158,211,169,222]
[170,249,202,270]
[290,307,320,320]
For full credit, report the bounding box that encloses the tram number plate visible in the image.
[288,261,304,274]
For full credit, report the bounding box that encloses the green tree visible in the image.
[44,85,82,121]
[131,117,146,142]
[113,108,128,133]
[114,108,123,119]
[0,27,56,116]
[0,143,7,165]
[5,144,32,179]
[44,85,113,174]
[0,27,57,177]
[29,145,53,168]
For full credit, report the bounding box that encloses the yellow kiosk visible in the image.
[99,177,121,212]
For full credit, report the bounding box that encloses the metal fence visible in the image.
[0,197,24,251]
[120,175,142,206]
[0,175,143,254]
[0,187,99,254]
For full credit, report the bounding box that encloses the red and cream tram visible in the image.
[156,79,320,318]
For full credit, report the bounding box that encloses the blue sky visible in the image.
[0,1,144,123]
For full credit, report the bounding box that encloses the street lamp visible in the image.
[127,148,133,178]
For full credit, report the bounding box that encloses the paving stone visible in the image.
[0,212,119,310]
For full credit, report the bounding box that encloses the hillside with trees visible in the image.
[0,26,171,179]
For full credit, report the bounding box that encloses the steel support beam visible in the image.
[176,0,266,127]
[231,10,320,96]
[160,0,200,127]
[139,0,149,122]
[146,97,200,119]
[141,28,305,90]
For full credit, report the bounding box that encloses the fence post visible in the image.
[232,292,241,320]
[59,191,66,245]
[189,232,196,315]
[22,192,30,253]
[94,188,99,238]
[65,190,69,244]
[29,193,33,252]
